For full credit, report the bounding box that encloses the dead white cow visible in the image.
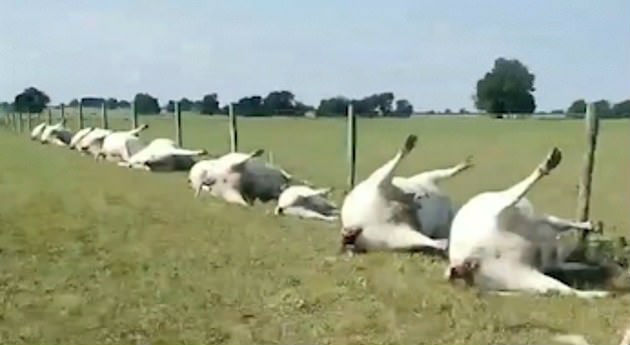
[445,147,609,299]
[98,124,149,162]
[40,121,73,146]
[340,134,448,254]
[392,156,473,239]
[118,138,206,171]
[188,159,219,197]
[75,128,113,158]
[30,122,48,140]
[190,149,292,206]
[274,185,339,222]
[68,127,95,150]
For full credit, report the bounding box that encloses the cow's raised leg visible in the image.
[380,223,448,251]
[407,156,473,185]
[127,124,149,137]
[369,135,417,190]
[281,206,338,222]
[497,148,562,211]
[539,215,598,233]
[228,149,265,172]
[169,148,208,156]
[479,260,608,299]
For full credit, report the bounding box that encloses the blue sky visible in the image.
[1,0,628,111]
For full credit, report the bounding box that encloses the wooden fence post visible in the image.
[18,113,23,133]
[60,103,65,125]
[347,104,357,188]
[101,102,109,129]
[229,103,238,152]
[27,112,32,132]
[174,101,182,146]
[47,108,52,124]
[131,100,138,129]
[12,113,16,131]
[576,102,600,223]
[78,100,84,129]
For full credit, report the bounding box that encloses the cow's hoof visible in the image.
[402,135,417,154]
[540,147,562,174]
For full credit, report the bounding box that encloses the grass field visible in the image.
[1,114,629,344]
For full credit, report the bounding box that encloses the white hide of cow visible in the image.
[98,124,149,162]
[391,156,473,239]
[76,128,113,157]
[190,149,292,206]
[274,185,338,222]
[188,159,219,197]
[445,148,608,299]
[190,150,265,205]
[30,122,48,140]
[339,135,448,254]
[68,127,95,150]
[118,138,206,171]
[40,121,73,146]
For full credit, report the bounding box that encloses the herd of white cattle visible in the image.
[28,120,618,301]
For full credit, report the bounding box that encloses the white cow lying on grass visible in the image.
[98,124,148,162]
[274,185,339,222]
[68,127,95,150]
[339,134,449,255]
[118,138,207,171]
[188,149,293,206]
[445,147,609,299]
[30,122,48,140]
[40,121,73,146]
[75,128,113,158]
[392,156,473,240]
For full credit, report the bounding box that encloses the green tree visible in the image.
[14,87,50,113]
[118,100,131,108]
[593,99,611,117]
[180,98,194,111]
[199,94,219,115]
[134,93,160,115]
[567,99,586,114]
[165,100,176,112]
[106,98,118,109]
[69,99,79,107]
[317,97,350,116]
[612,100,630,117]
[474,57,536,114]
[234,96,264,116]
[393,99,413,117]
[263,90,295,115]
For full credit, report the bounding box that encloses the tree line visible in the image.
[3,57,630,118]
[2,88,415,117]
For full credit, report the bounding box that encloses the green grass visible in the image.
[0,115,629,344]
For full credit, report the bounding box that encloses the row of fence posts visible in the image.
[1,100,599,222]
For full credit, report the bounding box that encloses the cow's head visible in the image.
[445,258,480,286]
[339,226,364,255]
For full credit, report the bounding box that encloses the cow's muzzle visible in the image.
[339,226,363,254]
[446,258,480,286]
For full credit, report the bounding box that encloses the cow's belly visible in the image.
[341,186,393,228]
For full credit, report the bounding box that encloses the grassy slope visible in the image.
[0,115,628,344]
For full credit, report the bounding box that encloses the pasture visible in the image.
[0,114,629,344]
